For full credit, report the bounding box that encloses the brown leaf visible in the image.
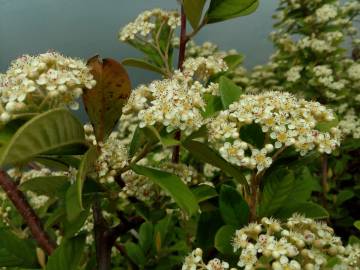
[83,55,131,142]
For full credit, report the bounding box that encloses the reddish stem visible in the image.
[0,170,56,255]
[172,5,188,163]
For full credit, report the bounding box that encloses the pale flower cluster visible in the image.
[285,66,303,82]
[123,56,227,135]
[231,215,359,270]
[315,4,338,23]
[96,131,129,184]
[119,9,180,41]
[338,109,360,139]
[0,52,96,123]
[182,248,235,270]
[208,91,341,172]
[185,215,360,270]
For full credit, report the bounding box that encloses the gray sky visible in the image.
[0,0,277,85]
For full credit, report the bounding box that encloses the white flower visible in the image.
[206,258,229,270]
[0,52,96,124]
[119,9,180,41]
[182,248,203,270]
[237,243,258,270]
[315,4,338,23]
[285,66,302,82]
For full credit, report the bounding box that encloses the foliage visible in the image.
[0,0,359,269]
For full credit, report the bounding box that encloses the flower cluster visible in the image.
[123,56,227,135]
[338,109,360,139]
[208,91,341,172]
[245,0,360,106]
[184,215,360,270]
[95,131,129,184]
[0,52,96,123]
[182,248,234,270]
[119,9,180,41]
[232,215,359,270]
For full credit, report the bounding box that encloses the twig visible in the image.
[0,170,56,255]
[172,5,188,163]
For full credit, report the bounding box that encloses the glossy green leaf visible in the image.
[206,0,259,23]
[259,169,295,217]
[315,115,339,132]
[183,0,207,29]
[183,140,248,186]
[192,185,218,202]
[196,210,223,249]
[219,76,243,108]
[124,242,146,266]
[20,176,69,196]
[223,54,244,70]
[0,108,87,166]
[336,190,354,206]
[0,229,38,268]
[75,146,98,215]
[275,202,329,219]
[214,225,237,255]
[219,185,249,227]
[131,165,199,216]
[63,208,90,239]
[202,94,223,118]
[46,235,86,270]
[83,56,131,142]
[122,58,165,75]
[355,221,360,231]
[139,222,154,253]
[128,125,147,158]
[239,123,265,149]
[283,167,318,206]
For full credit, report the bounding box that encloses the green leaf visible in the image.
[139,222,154,253]
[214,225,237,255]
[206,0,259,23]
[131,165,199,216]
[46,235,86,270]
[349,235,360,245]
[83,56,131,142]
[0,108,87,166]
[219,76,243,108]
[182,140,248,187]
[219,185,249,227]
[128,125,147,158]
[0,230,38,268]
[202,94,223,118]
[71,146,98,219]
[153,215,172,253]
[259,169,295,217]
[122,58,165,75]
[124,242,146,266]
[20,176,69,196]
[354,220,360,231]
[192,185,218,202]
[183,0,206,29]
[196,210,223,249]
[315,115,339,132]
[239,123,265,149]
[275,202,329,219]
[223,54,244,70]
[63,208,90,239]
[282,167,318,206]
[336,190,354,206]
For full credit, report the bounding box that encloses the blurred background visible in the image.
[0,0,277,85]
